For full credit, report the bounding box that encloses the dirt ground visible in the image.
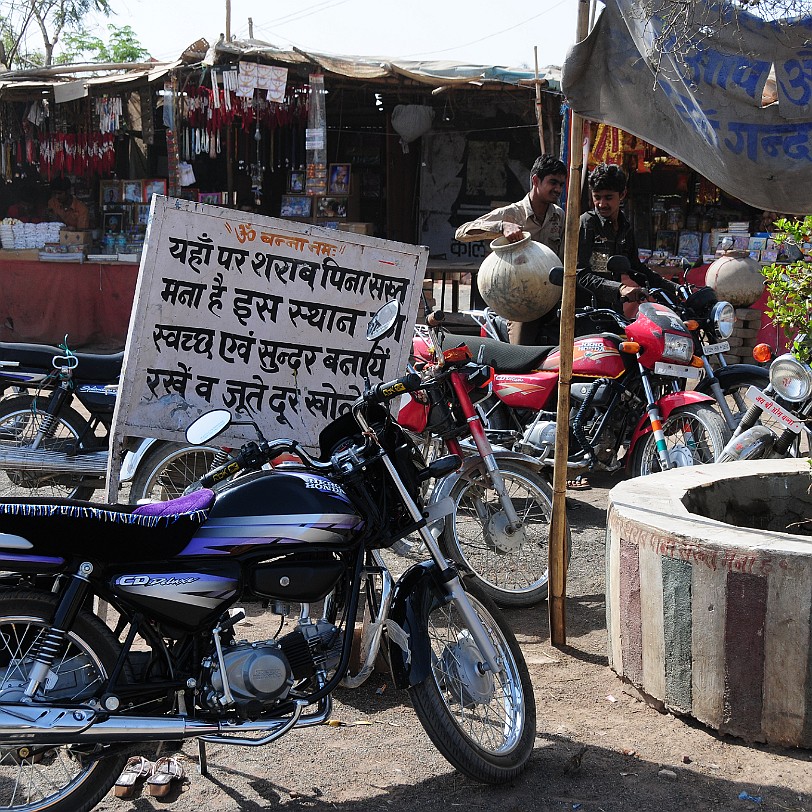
[97,469,812,812]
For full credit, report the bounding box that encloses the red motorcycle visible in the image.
[399,314,564,607]
[412,302,730,479]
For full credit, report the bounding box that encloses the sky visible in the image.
[88,0,578,68]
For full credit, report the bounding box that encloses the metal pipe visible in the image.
[0,449,108,475]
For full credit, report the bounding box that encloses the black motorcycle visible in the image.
[0,302,535,812]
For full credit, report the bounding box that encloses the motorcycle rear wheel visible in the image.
[409,580,535,783]
[128,441,225,503]
[629,403,729,477]
[0,395,96,500]
[0,591,127,812]
[442,459,566,607]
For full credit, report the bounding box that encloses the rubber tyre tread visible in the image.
[441,459,569,607]
[0,395,96,500]
[629,402,729,478]
[0,590,128,812]
[408,580,536,783]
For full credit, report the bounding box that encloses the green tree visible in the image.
[0,0,112,68]
[761,216,812,363]
[61,24,149,63]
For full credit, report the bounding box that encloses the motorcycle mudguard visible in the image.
[120,437,158,482]
[694,364,769,396]
[426,449,543,535]
[385,560,449,689]
[627,390,718,453]
[717,425,776,462]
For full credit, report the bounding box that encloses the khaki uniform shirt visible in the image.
[454,195,564,260]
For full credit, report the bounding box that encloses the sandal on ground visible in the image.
[567,476,592,491]
[114,755,153,798]
[147,755,186,797]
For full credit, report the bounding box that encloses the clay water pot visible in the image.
[705,251,765,308]
[477,232,561,322]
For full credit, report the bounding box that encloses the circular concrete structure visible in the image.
[607,459,812,747]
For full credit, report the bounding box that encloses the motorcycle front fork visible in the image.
[640,364,676,472]
[447,371,522,530]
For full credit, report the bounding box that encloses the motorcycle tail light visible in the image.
[619,341,640,354]
[662,333,694,363]
[769,354,812,402]
[753,343,773,363]
[443,346,471,363]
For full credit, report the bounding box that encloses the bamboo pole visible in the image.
[548,0,593,647]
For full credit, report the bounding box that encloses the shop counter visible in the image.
[0,258,139,348]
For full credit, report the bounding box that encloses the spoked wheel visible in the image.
[696,369,770,432]
[409,580,535,783]
[128,441,226,503]
[630,403,729,477]
[442,459,567,607]
[0,592,127,812]
[0,395,96,500]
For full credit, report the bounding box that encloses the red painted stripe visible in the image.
[619,537,643,684]
[723,571,767,737]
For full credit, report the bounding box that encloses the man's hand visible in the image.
[502,222,524,242]
[620,285,649,304]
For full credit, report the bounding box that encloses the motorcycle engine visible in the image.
[202,620,342,716]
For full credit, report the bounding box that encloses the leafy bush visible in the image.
[761,215,812,363]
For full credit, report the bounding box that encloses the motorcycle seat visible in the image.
[451,336,556,373]
[0,342,124,383]
[0,489,215,565]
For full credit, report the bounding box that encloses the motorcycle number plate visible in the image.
[704,341,730,355]
[655,361,701,380]
[745,385,802,433]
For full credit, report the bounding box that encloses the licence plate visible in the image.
[745,385,802,433]
[704,340,730,355]
[655,361,701,380]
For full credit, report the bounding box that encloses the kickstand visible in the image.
[197,738,208,777]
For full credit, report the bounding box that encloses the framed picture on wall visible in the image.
[316,196,348,218]
[143,179,167,201]
[99,180,121,205]
[122,180,143,203]
[198,192,221,205]
[102,212,124,234]
[327,163,351,194]
[288,170,305,193]
[280,195,312,218]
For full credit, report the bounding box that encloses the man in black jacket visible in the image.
[576,163,662,314]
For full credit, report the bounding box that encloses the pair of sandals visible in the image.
[567,475,592,490]
[114,755,185,798]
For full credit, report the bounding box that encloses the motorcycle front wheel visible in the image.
[128,441,226,503]
[0,395,96,500]
[409,580,535,783]
[0,591,127,812]
[629,403,729,477]
[442,459,566,607]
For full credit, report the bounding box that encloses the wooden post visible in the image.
[549,0,592,648]
[225,0,234,205]
[534,46,546,154]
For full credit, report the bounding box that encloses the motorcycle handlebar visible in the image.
[366,372,423,404]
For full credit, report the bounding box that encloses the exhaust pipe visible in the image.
[0,449,108,476]
[0,700,330,745]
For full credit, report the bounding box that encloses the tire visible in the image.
[695,368,769,431]
[629,403,730,478]
[0,591,127,812]
[441,459,568,607]
[128,441,225,503]
[0,395,96,500]
[409,580,536,783]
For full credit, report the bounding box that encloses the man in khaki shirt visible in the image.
[46,177,90,230]
[455,154,566,344]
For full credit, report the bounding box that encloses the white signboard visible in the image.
[110,197,427,485]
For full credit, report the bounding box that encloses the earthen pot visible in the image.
[477,232,561,322]
[705,251,765,308]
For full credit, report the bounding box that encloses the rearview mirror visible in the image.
[366,299,400,341]
[186,409,232,445]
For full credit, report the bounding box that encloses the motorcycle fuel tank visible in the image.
[180,470,365,557]
[542,336,625,379]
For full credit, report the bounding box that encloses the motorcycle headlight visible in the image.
[710,301,735,339]
[662,333,694,363]
[769,353,812,402]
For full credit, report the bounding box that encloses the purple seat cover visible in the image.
[132,488,215,517]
